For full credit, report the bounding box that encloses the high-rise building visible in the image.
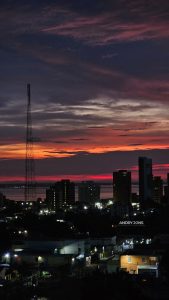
[113,170,131,204]
[46,179,75,211]
[0,192,5,208]
[164,185,169,205]
[153,176,163,204]
[78,181,100,204]
[139,157,153,209]
[164,173,169,205]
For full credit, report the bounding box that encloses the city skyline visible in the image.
[0,0,169,182]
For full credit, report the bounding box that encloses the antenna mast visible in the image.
[25,84,36,202]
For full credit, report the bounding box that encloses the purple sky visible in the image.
[0,0,169,182]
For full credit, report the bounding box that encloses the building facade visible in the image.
[139,157,153,209]
[113,170,131,204]
[153,176,163,204]
[46,180,75,210]
[166,173,169,204]
[78,181,100,204]
[120,253,159,277]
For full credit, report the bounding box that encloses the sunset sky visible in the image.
[0,0,169,182]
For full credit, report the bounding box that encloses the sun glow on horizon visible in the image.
[0,142,169,160]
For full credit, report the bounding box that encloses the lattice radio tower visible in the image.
[25,83,36,202]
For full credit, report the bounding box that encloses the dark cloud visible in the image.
[54,140,68,144]
[44,150,76,155]
[44,150,89,156]
[128,143,143,146]
[72,138,89,141]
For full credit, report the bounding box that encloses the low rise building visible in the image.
[120,250,160,277]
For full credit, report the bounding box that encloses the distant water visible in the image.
[0,184,138,202]
[0,186,46,202]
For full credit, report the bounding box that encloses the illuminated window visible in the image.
[150,257,156,261]
[128,256,132,263]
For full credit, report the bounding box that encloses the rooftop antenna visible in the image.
[24,83,36,202]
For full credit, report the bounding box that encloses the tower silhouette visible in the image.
[25,84,36,202]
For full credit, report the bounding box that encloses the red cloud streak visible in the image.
[42,13,169,45]
[0,164,168,183]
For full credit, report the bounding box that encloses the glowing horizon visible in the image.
[0,163,168,183]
